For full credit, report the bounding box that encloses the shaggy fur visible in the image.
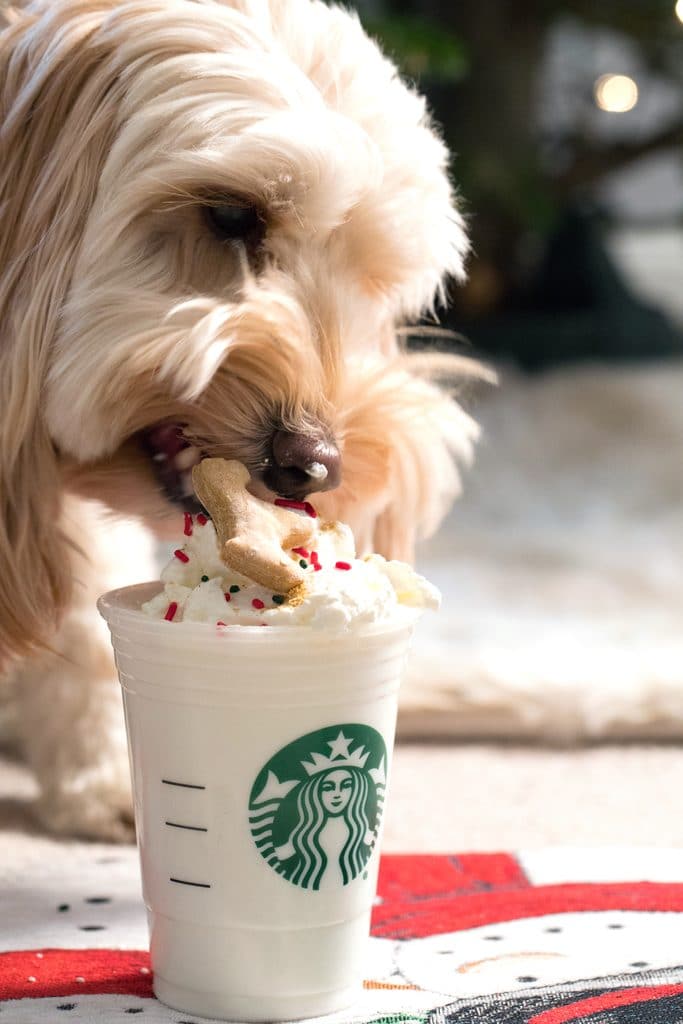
[0,0,480,839]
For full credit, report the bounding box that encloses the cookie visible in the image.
[191,459,317,594]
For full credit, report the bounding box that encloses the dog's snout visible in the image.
[265,428,341,498]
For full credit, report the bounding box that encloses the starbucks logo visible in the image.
[249,724,387,891]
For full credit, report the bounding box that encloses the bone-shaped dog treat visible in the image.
[191,459,317,594]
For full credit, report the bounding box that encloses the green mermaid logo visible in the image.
[249,724,387,890]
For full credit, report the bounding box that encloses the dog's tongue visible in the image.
[145,423,189,459]
[141,423,203,511]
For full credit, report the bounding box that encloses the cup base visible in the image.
[154,973,361,1022]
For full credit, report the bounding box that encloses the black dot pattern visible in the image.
[24,855,677,1020]
[458,914,661,992]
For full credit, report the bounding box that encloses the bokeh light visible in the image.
[676,0,683,24]
[594,73,639,113]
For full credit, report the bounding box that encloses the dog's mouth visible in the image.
[137,418,342,509]
[138,422,205,513]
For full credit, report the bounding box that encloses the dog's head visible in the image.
[0,0,481,661]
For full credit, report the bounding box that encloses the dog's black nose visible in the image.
[264,429,341,498]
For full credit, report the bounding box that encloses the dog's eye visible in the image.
[204,201,264,244]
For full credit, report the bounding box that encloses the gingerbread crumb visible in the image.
[286,582,308,607]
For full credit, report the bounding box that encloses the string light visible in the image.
[594,74,639,113]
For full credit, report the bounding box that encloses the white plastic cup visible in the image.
[98,582,417,1022]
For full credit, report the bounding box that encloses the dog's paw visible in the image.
[34,769,135,843]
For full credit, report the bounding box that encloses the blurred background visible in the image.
[355,0,683,364]
[350,0,683,747]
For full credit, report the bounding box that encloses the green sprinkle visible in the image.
[272,594,285,605]
[229,585,240,593]
[201,575,209,582]
[299,560,308,569]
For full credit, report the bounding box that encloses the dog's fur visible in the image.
[0,0,480,839]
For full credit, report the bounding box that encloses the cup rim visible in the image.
[97,581,421,640]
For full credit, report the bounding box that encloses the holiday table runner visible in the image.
[2,847,683,1022]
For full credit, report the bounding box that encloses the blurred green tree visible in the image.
[354,0,683,363]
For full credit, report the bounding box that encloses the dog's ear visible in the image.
[335,351,486,565]
[371,367,481,563]
[0,418,72,667]
[0,4,121,667]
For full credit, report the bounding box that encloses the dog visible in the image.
[0,0,480,840]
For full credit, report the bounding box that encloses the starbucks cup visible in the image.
[98,582,417,1022]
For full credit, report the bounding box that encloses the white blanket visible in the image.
[402,361,683,741]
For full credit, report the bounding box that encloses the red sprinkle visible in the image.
[292,547,310,558]
[310,551,319,564]
[164,602,178,622]
[197,514,208,526]
[183,513,193,537]
[174,549,190,563]
[314,563,323,571]
[216,621,227,627]
[335,561,352,571]
[274,498,317,519]
[224,592,231,602]
[252,599,265,610]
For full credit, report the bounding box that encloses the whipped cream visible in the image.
[142,511,439,631]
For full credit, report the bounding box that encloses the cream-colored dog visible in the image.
[0,0,480,840]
